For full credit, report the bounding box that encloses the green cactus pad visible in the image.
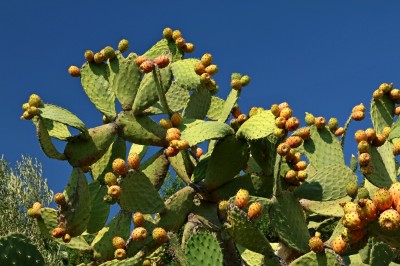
[300,126,345,169]
[139,148,170,189]
[350,154,358,172]
[129,143,148,159]
[245,156,263,174]
[225,205,274,256]
[191,153,210,183]
[36,208,90,250]
[368,220,400,248]
[294,163,357,201]
[170,59,202,90]
[191,203,223,230]
[365,144,396,188]
[217,89,241,123]
[204,136,249,191]
[132,66,171,115]
[91,137,126,182]
[36,117,67,160]
[236,244,265,266]
[268,191,310,253]
[290,251,340,266]
[370,241,394,266]
[370,94,394,134]
[143,39,183,61]
[168,233,187,265]
[157,186,195,231]
[165,81,190,112]
[299,197,350,217]
[33,116,71,140]
[64,123,118,167]
[61,168,91,236]
[210,173,273,202]
[91,210,131,261]
[0,233,44,265]
[80,61,116,119]
[179,120,234,146]
[236,110,276,140]
[357,237,372,264]
[99,257,142,266]
[39,103,87,133]
[118,170,164,213]
[116,111,168,147]
[390,121,400,140]
[185,231,223,266]
[249,138,277,176]
[343,254,369,266]
[108,52,142,110]
[86,181,110,233]
[169,150,195,183]
[205,96,225,121]
[182,88,212,120]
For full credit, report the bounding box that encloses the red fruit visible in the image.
[112,158,128,175]
[357,199,378,222]
[140,60,154,73]
[379,209,400,231]
[195,147,203,158]
[133,212,145,227]
[152,227,169,244]
[128,152,140,170]
[248,202,263,220]
[285,117,300,131]
[134,56,148,67]
[153,56,170,68]
[373,189,393,212]
[131,227,147,241]
[389,182,400,207]
[331,234,347,254]
[112,236,126,249]
[235,189,250,209]
[285,136,303,148]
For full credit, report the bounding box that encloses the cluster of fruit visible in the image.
[219,189,263,220]
[20,94,44,120]
[162,28,194,54]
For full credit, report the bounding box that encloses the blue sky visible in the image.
[2,1,400,198]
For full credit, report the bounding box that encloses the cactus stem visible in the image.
[152,65,173,117]
[273,155,283,196]
[340,112,353,148]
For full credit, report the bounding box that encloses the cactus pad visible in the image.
[0,233,44,265]
[171,59,202,90]
[290,251,340,266]
[299,197,350,217]
[236,110,276,140]
[365,144,396,188]
[183,88,212,120]
[370,94,394,133]
[139,148,170,189]
[33,116,71,140]
[165,81,191,112]
[206,96,225,121]
[118,170,164,213]
[217,89,240,123]
[86,181,110,233]
[39,103,87,133]
[180,120,234,146]
[36,117,67,160]
[185,231,223,266]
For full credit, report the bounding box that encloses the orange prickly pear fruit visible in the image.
[68,66,80,77]
[163,27,173,40]
[285,117,300,131]
[389,182,400,208]
[183,43,195,53]
[205,64,218,75]
[84,50,94,62]
[195,147,203,158]
[247,202,263,220]
[358,153,371,166]
[276,143,290,156]
[108,185,122,199]
[379,209,400,231]
[112,236,126,249]
[175,37,186,47]
[334,127,344,137]
[365,128,376,143]
[52,227,66,238]
[309,232,324,253]
[240,75,250,86]
[112,158,128,175]
[352,111,365,121]
[279,107,292,119]
[114,248,127,260]
[27,208,40,219]
[152,227,169,244]
[134,56,148,67]
[131,227,148,241]
[342,212,364,231]
[32,202,42,211]
[235,189,250,209]
[133,212,145,227]
[354,130,367,143]
[342,202,358,214]
[314,117,326,129]
[357,199,378,222]
[172,30,182,41]
[331,234,347,254]
[128,152,140,170]
[201,53,212,67]
[54,193,66,205]
[62,233,71,243]
[373,188,393,212]
[194,62,206,75]
[153,56,170,69]
[171,112,182,126]
[165,146,179,157]
[285,135,303,149]
[231,79,242,90]
[139,60,154,73]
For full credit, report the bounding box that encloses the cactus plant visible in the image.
[20,27,400,265]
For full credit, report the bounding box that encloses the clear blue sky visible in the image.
[1,1,400,197]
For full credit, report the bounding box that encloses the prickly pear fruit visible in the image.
[358,153,371,166]
[314,117,326,129]
[108,185,122,199]
[194,62,206,75]
[297,170,308,181]
[342,212,364,230]
[357,140,369,154]
[171,112,182,126]
[172,30,182,41]
[163,27,173,40]
[103,46,116,60]
[341,227,365,244]
[128,152,140,170]
[382,126,391,138]
[131,227,148,241]
[205,64,218,75]
[271,104,280,117]
[104,172,118,186]
[84,50,94,62]
[52,227,66,238]
[231,79,242,90]
[175,37,185,47]
[352,103,366,113]
[279,107,292,119]
[285,136,303,148]
[159,118,173,129]
[373,188,393,212]
[328,117,339,132]
[285,117,300,131]
[27,208,40,218]
[103,194,117,205]
[304,112,315,126]
[354,130,367,143]
[112,236,126,249]
[94,52,105,63]
[183,43,195,53]
[352,111,365,121]
[143,260,151,266]
[331,234,347,255]
[346,182,358,198]
[218,200,229,212]
[393,142,400,155]
[140,60,154,73]
[379,209,400,231]
[153,56,170,68]
[114,248,127,260]
[177,140,189,150]
[112,158,128,175]
[152,227,169,244]
[360,165,373,175]
[62,233,71,243]
[240,75,250,86]
[165,146,179,157]
[357,199,378,222]
[389,182,400,207]
[309,232,324,253]
[334,127,344,136]
[28,94,43,108]
[371,133,387,147]
[248,202,263,220]
[276,143,290,156]
[379,82,392,93]
[231,106,242,118]
[373,89,384,100]
[118,39,129,53]
[295,127,311,140]
[284,169,298,184]
[195,147,203,158]
[32,202,42,211]
[342,202,358,214]
[54,193,66,205]
[235,189,250,209]
[133,212,145,227]
[201,53,212,67]
[68,66,80,77]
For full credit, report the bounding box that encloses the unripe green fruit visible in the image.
[22,102,30,111]
[177,140,189,150]
[240,75,250,86]
[357,187,370,199]
[172,30,182,41]
[230,119,240,131]
[271,104,280,117]
[231,79,242,90]
[201,53,213,67]
[27,208,40,219]
[346,182,358,198]
[328,117,338,132]
[103,46,116,60]
[231,73,242,80]
[104,172,117,186]
[218,200,229,212]
[27,106,39,116]
[118,39,129,53]
[68,65,80,77]
[357,140,369,153]
[28,94,43,108]
[159,118,173,129]
[22,111,34,120]
[163,27,173,40]
[183,43,195,53]
[304,112,315,126]
[84,50,94,62]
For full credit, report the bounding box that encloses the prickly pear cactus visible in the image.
[21,28,400,265]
